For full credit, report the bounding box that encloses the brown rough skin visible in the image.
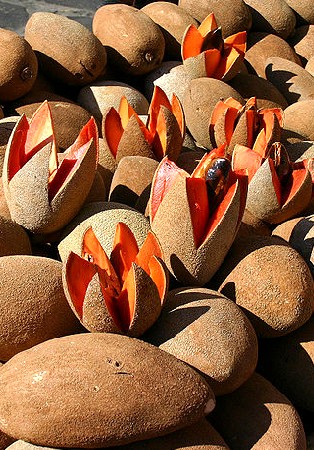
[0,255,82,361]
[282,99,314,144]
[219,237,314,338]
[58,202,151,261]
[109,156,158,208]
[25,12,107,86]
[77,81,149,126]
[210,372,307,450]
[265,56,314,104]
[289,25,314,65]
[144,287,258,396]
[182,77,244,149]
[0,178,11,220]
[243,0,296,39]
[141,2,198,61]
[0,333,214,448]
[0,28,38,102]
[0,116,19,174]
[228,73,289,109]
[12,99,93,152]
[178,0,252,38]
[259,315,314,412]
[6,418,230,449]
[0,215,32,257]
[93,4,165,76]
[245,32,302,78]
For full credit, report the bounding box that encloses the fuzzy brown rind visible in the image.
[178,0,252,38]
[246,159,312,224]
[211,373,307,450]
[145,287,258,396]
[219,241,314,338]
[245,32,301,78]
[109,156,158,207]
[3,135,97,234]
[182,78,244,149]
[141,2,198,61]
[283,99,314,144]
[0,255,82,361]
[93,5,165,76]
[0,215,32,257]
[150,172,242,285]
[265,56,314,104]
[0,333,213,447]
[58,203,151,261]
[25,12,107,86]
[0,29,38,102]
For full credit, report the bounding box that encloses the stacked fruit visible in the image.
[0,0,313,448]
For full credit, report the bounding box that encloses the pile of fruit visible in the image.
[0,0,313,448]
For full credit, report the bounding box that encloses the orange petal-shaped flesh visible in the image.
[232,144,264,183]
[136,230,163,275]
[281,166,309,206]
[151,106,169,160]
[150,157,183,222]
[110,222,139,286]
[48,117,98,201]
[65,251,97,319]
[224,31,247,55]
[253,128,268,158]
[246,108,256,150]
[171,94,185,137]
[181,24,204,60]
[186,176,210,248]
[198,12,218,37]
[204,48,222,77]
[214,46,242,79]
[148,86,172,136]
[258,109,283,147]
[104,107,124,159]
[148,256,168,304]
[116,264,137,333]
[119,96,137,129]
[210,98,242,147]
[7,115,29,181]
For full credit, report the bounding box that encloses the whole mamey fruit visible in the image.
[0,333,214,447]
[25,12,107,86]
[93,4,165,76]
[0,28,38,102]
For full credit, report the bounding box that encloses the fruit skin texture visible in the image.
[145,287,258,396]
[25,12,107,86]
[219,238,314,338]
[93,4,165,76]
[0,255,82,361]
[0,29,38,102]
[211,372,307,450]
[0,333,214,448]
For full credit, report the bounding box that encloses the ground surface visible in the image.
[0,0,107,35]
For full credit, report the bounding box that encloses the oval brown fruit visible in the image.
[93,4,165,76]
[0,28,38,102]
[25,12,107,86]
[0,333,214,448]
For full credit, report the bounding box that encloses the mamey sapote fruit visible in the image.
[282,99,314,144]
[229,73,288,109]
[259,315,314,412]
[210,372,307,450]
[178,0,252,38]
[0,28,38,102]
[77,81,149,126]
[0,333,214,447]
[58,202,151,261]
[244,32,301,78]
[182,77,244,149]
[219,235,314,338]
[11,98,92,152]
[243,0,296,39]
[25,12,107,86]
[143,62,191,104]
[109,156,158,208]
[93,4,165,76]
[0,215,32,257]
[141,2,198,61]
[265,56,314,104]
[6,419,229,450]
[144,287,258,396]
[289,25,314,65]
[0,255,82,361]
